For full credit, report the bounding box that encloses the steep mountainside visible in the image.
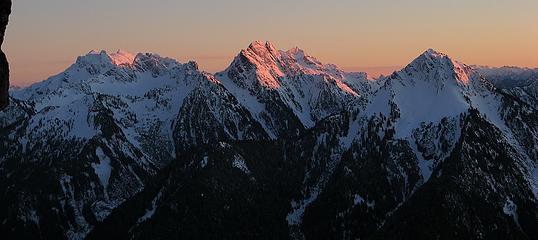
[0,0,11,109]
[92,48,538,240]
[299,51,538,239]
[1,43,537,240]
[0,48,284,239]
[215,41,370,138]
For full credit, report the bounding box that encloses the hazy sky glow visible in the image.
[5,0,538,86]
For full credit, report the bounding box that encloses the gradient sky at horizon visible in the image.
[4,0,538,86]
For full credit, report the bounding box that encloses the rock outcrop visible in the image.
[0,0,10,109]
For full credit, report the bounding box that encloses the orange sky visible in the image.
[4,0,538,86]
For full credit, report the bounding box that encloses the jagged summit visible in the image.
[411,48,452,67]
[423,48,448,58]
[242,41,323,69]
[284,46,315,63]
[282,46,326,70]
[78,49,136,67]
[69,50,195,80]
[108,50,136,66]
[79,50,179,68]
[77,50,113,65]
[247,40,278,55]
[394,48,473,86]
[367,48,498,138]
[215,41,363,135]
[227,41,349,83]
[286,46,303,55]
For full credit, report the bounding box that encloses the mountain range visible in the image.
[1,41,537,240]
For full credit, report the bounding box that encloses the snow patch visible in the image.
[353,194,375,208]
[108,50,136,66]
[232,154,251,175]
[503,199,521,228]
[353,194,365,205]
[286,186,320,226]
[200,156,209,168]
[409,139,434,183]
[92,147,113,190]
[137,189,163,223]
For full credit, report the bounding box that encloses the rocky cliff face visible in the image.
[0,0,10,109]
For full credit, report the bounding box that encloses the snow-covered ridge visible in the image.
[82,49,135,67]
[366,47,495,138]
[108,50,136,66]
[7,42,505,141]
[473,65,538,88]
[394,48,473,87]
[215,41,370,133]
[7,43,515,143]
[3,42,538,240]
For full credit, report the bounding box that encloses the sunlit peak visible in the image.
[108,50,136,66]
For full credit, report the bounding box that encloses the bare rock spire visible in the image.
[0,0,11,109]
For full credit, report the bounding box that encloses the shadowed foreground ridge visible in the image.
[0,0,10,109]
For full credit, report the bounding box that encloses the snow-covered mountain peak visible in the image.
[278,46,343,78]
[366,49,498,138]
[243,40,281,68]
[285,46,310,61]
[215,42,365,135]
[76,50,115,67]
[392,48,473,87]
[423,48,447,58]
[75,50,182,75]
[227,41,349,84]
[10,50,209,115]
[77,50,136,67]
[409,48,453,71]
[282,46,320,66]
[108,50,136,66]
[223,41,284,89]
[247,40,279,56]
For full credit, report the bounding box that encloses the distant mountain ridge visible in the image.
[1,42,537,240]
